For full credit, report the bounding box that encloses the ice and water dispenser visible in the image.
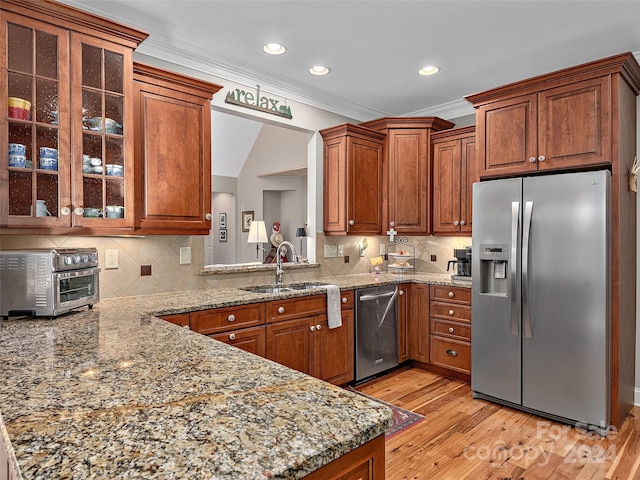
[478,244,509,296]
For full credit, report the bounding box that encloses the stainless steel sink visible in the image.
[242,286,293,294]
[241,283,326,294]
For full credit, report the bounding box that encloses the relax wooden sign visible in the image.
[225,85,292,119]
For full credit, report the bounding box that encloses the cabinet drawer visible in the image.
[267,295,326,322]
[430,285,471,304]
[159,313,189,327]
[430,302,471,322]
[431,319,471,341]
[340,290,354,311]
[429,336,471,375]
[191,303,265,335]
[209,326,265,357]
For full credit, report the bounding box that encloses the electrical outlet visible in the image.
[344,255,349,263]
[105,249,118,269]
[141,265,152,276]
[324,245,338,258]
[337,245,344,256]
[180,247,191,265]
[431,254,437,262]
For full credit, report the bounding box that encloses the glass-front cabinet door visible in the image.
[2,14,70,228]
[71,34,133,228]
[1,15,134,230]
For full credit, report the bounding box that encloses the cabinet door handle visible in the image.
[316,324,322,330]
[399,290,404,296]
[460,220,466,226]
[205,213,212,220]
[60,206,71,216]
[349,219,355,225]
[227,314,235,322]
[448,291,454,298]
[453,220,459,226]
[310,325,316,332]
[448,327,455,333]
[341,297,347,303]
[228,333,236,340]
[538,155,546,162]
[528,156,537,163]
[448,309,454,315]
[182,324,190,330]
[74,207,84,216]
[277,306,285,314]
[446,349,459,357]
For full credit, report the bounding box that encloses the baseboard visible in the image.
[635,387,640,406]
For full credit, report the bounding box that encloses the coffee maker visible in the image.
[447,247,472,279]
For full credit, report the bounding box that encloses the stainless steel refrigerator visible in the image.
[471,170,610,431]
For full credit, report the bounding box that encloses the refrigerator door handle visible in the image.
[522,200,534,338]
[510,201,520,335]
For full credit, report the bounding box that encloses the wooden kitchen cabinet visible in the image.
[266,293,354,385]
[466,53,639,178]
[431,126,476,235]
[397,283,411,363]
[210,326,266,357]
[360,117,454,235]
[133,62,222,234]
[0,0,147,233]
[159,313,189,327]
[409,284,429,363]
[191,302,265,335]
[302,434,384,480]
[428,285,471,380]
[320,123,385,235]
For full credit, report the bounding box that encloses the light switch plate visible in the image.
[105,249,118,269]
[380,244,386,255]
[337,245,344,256]
[324,245,338,258]
[180,247,191,265]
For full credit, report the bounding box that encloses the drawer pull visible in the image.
[448,309,454,315]
[227,314,236,322]
[278,306,285,314]
[310,325,316,332]
[316,324,322,330]
[448,291,454,298]
[182,325,190,330]
[446,349,459,357]
[229,333,236,340]
[342,297,347,304]
[448,327,455,333]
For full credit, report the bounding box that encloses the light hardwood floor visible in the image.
[355,367,640,480]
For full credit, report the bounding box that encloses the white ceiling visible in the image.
[58,0,640,121]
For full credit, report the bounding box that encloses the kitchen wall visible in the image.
[0,233,469,298]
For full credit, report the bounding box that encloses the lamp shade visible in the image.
[296,227,307,238]
[248,220,268,243]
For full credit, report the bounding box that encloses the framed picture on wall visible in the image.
[218,229,227,242]
[241,211,254,232]
[219,213,227,228]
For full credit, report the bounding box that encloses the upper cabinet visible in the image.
[431,126,476,235]
[466,53,640,178]
[1,0,148,233]
[320,123,385,235]
[320,117,453,236]
[360,117,454,235]
[133,63,222,235]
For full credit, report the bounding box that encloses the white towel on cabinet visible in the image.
[321,285,342,329]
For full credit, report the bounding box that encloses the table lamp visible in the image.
[248,220,268,259]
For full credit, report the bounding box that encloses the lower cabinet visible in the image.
[210,326,266,357]
[409,284,430,363]
[428,285,471,378]
[160,291,355,386]
[397,283,411,363]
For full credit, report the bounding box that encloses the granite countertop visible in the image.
[0,272,469,479]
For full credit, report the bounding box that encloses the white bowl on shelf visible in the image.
[106,164,123,176]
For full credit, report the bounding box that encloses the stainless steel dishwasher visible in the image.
[355,284,399,382]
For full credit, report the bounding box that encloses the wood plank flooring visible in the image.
[355,367,640,480]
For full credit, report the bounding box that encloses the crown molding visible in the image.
[406,98,475,120]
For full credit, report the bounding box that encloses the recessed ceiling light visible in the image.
[418,66,440,76]
[263,43,286,55]
[309,66,330,76]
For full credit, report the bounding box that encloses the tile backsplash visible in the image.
[0,233,471,298]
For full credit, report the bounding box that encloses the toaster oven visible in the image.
[0,248,100,318]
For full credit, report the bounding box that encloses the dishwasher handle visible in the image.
[359,291,396,301]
